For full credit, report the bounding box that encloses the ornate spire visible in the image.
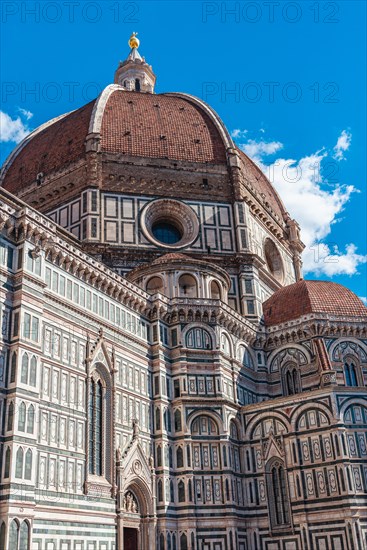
[114,32,156,93]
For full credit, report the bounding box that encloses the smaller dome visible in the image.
[263,280,367,326]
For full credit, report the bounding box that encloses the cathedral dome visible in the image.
[0,91,286,224]
[263,280,367,326]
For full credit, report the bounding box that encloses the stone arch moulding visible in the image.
[339,398,367,423]
[246,411,291,440]
[186,409,224,434]
[329,338,367,363]
[180,323,216,348]
[290,402,334,431]
[268,344,311,373]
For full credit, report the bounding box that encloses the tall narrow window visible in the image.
[4,447,11,478]
[174,409,182,432]
[283,365,300,396]
[266,458,291,529]
[19,520,30,550]
[344,361,358,387]
[27,405,35,434]
[15,447,24,478]
[180,533,188,550]
[7,401,14,431]
[29,356,37,386]
[24,450,32,480]
[178,480,185,502]
[89,378,103,476]
[10,352,17,383]
[177,447,184,468]
[0,522,6,550]
[158,479,163,501]
[18,402,26,431]
[9,520,19,550]
[21,353,29,384]
[95,381,102,475]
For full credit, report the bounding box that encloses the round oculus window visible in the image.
[140,199,199,250]
[152,221,182,245]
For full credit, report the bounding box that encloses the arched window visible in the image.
[10,351,17,383]
[21,353,29,384]
[27,405,35,434]
[155,408,161,431]
[237,345,254,369]
[88,378,103,476]
[172,534,177,549]
[7,401,14,431]
[24,449,32,480]
[230,420,239,440]
[157,445,162,467]
[178,481,185,502]
[29,356,37,386]
[191,415,218,436]
[19,520,30,550]
[224,479,229,501]
[344,361,358,387]
[210,280,221,300]
[167,533,172,550]
[135,78,141,92]
[221,334,231,356]
[0,522,6,550]
[146,276,164,295]
[266,458,291,529]
[180,533,188,550]
[191,532,195,550]
[283,365,300,396]
[18,402,26,431]
[9,520,19,550]
[179,274,197,298]
[188,479,193,501]
[164,408,171,432]
[4,447,11,478]
[158,479,163,502]
[174,409,182,432]
[170,480,174,502]
[176,446,184,468]
[16,447,24,478]
[185,327,212,350]
[159,533,164,550]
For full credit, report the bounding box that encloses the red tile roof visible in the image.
[263,280,367,326]
[2,101,95,193]
[100,90,227,163]
[0,86,286,226]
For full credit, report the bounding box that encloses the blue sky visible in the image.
[1,1,366,300]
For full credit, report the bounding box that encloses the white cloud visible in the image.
[241,139,283,161]
[231,128,248,139]
[18,108,33,121]
[333,129,352,160]
[0,111,31,143]
[236,130,366,277]
[303,243,367,277]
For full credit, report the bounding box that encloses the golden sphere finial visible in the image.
[128,32,140,49]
